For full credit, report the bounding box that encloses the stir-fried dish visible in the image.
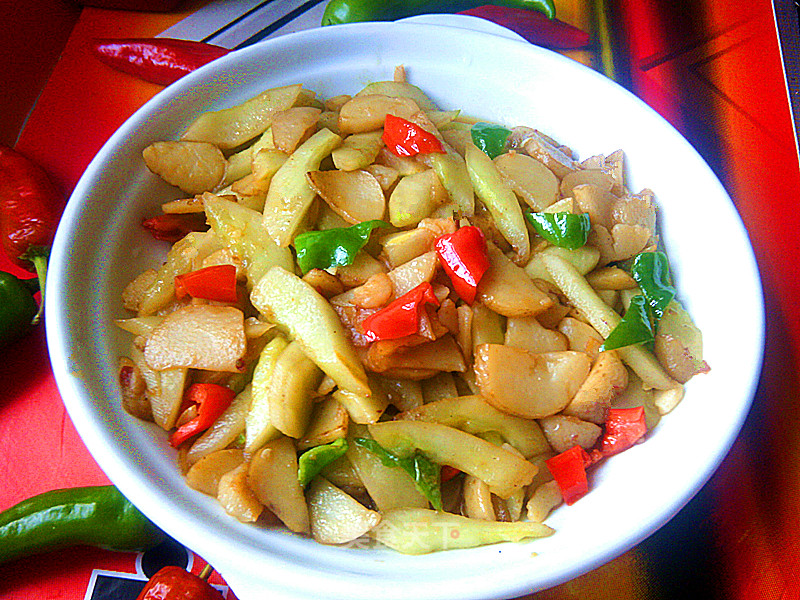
[117,70,709,554]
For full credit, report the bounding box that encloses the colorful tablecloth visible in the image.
[1,1,798,598]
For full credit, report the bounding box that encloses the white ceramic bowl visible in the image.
[46,21,764,600]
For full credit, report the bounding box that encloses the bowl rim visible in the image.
[45,19,765,600]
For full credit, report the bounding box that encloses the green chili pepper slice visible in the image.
[353,438,443,511]
[600,294,654,351]
[321,0,556,26]
[294,220,389,274]
[525,211,591,249]
[0,271,39,347]
[0,485,166,564]
[297,438,349,488]
[471,122,512,159]
[631,251,676,319]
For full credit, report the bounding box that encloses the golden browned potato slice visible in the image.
[218,463,263,523]
[247,436,310,533]
[129,345,187,431]
[271,106,321,154]
[538,414,602,453]
[526,480,562,523]
[473,344,591,419]
[307,477,382,544]
[143,141,226,195]
[185,449,245,496]
[338,94,420,134]
[563,350,629,424]
[463,475,496,521]
[144,305,247,373]
[560,168,615,198]
[504,316,569,354]
[355,80,439,111]
[331,130,384,171]
[494,152,559,211]
[297,397,349,451]
[306,169,386,224]
[476,243,552,317]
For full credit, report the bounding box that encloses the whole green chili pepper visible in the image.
[525,211,591,249]
[0,271,39,347]
[321,0,556,26]
[297,438,349,488]
[353,438,443,511]
[0,485,166,564]
[471,122,512,159]
[294,219,389,274]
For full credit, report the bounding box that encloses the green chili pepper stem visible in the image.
[321,0,556,26]
[27,250,48,325]
[0,485,166,564]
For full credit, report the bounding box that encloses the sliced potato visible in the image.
[476,243,552,317]
[380,228,436,268]
[306,169,386,224]
[355,81,438,111]
[247,436,310,533]
[494,152,558,211]
[307,477,381,544]
[331,130,384,171]
[338,94,420,134]
[144,305,246,372]
[271,106,321,154]
[185,449,245,496]
[563,350,628,423]
[143,141,226,195]
[538,414,602,453]
[474,344,591,419]
[217,463,263,523]
[504,316,569,354]
[297,396,349,451]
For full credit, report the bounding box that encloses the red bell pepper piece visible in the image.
[362,282,440,342]
[91,38,230,86]
[174,264,238,303]
[440,465,462,483]
[142,213,208,243]
[546,445,592,505]
[458,6,590,49]
[169,384,236,448]
[382,114,445,157]
[599,406,647,457]
[434,226,490,304]
[137,565,224,600]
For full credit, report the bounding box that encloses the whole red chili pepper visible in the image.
[137,565,224,600]
[0,146,64,324]
[91,38,230,86]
